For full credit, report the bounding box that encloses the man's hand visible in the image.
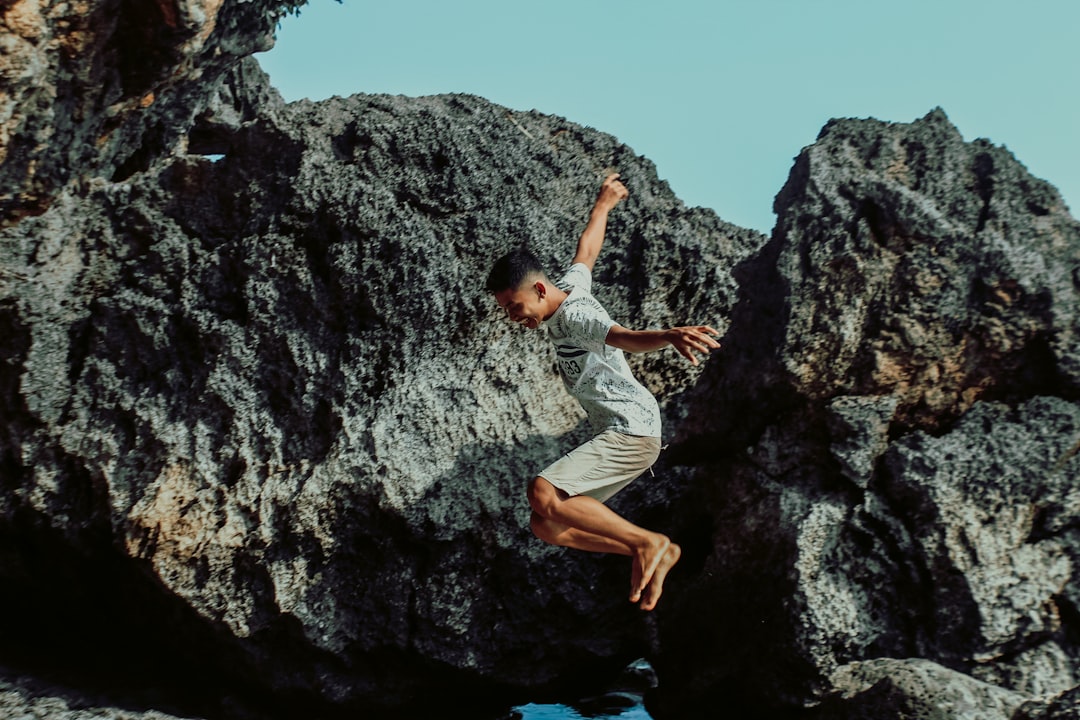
[665,326,721,365]
[595,172,629,213]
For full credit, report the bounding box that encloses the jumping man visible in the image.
[485,173,720,611]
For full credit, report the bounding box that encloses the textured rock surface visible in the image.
[0,667,194,720]
[817,658,1028,720]
[1,3,1079,720]
[771,110,1079,431]
[0,39,761,718]
[647,111,1080,718]
[0,0,301,225]
[1014,686,1080,720]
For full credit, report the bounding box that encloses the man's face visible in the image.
[494,281,546,330]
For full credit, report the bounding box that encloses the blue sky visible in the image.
[259,1,1078,234]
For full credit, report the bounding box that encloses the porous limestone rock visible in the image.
[0,668,195,720]
[647,110,1080,719]
[0,46,762,718]
[1014,686,1080,720]
[818,658,1028,720]
[0,0,301,225]
[826,394,899,487]
[771,110,1079,432]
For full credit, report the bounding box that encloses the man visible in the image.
[486,173,720,611]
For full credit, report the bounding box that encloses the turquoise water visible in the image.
[514,702,653,720]
[511,658,656,720]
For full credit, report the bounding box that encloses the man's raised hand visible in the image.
[595,172,629,213]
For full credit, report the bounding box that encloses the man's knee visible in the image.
[527,476,559,517]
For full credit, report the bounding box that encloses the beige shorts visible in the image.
[539,430,662,503]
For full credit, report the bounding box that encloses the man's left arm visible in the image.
[606,324,721,366]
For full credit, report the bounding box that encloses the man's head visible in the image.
[486,248,554,330]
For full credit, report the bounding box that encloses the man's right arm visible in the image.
[571,173,629,272]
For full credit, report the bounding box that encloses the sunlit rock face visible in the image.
[1,3,1079,719]
[0,24,761,716]
[772,110,1079,428]
[650,109,1080,719]
[0,0,295,225]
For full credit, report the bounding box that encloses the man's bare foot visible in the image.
[629,535,671,603]
[639,543,681,611]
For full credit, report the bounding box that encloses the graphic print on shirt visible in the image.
[552,299,609,391]
[556,345,587,382]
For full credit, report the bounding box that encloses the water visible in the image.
[514,701,653,719]
[506,657,656,720]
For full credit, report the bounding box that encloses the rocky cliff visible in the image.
[1,2,1078,719]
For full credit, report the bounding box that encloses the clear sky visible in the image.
[258,0,1078,234]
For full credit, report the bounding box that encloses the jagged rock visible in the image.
[0,668,196,720]
[771,109,1079,432]
[0,53,761,716]
[880,398,1079,675]
[188,55,287,156]
[648,111,1080,718]
[1013,686,1080,720]
[826,394,898,487]
[973,642,1077,702]
[816,658,1028,720]
[0,0,301,225]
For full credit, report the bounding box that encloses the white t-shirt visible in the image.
[545,263,662,437]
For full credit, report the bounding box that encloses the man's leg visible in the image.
[535,507,682,611]
[530,512,632,555]
[528,476,670,602]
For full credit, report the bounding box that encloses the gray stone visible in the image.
[771,109,1080,432]
[826,394,899,487]
[0,668,197,720]
[972,642,1077,701]
[1013,686,1080,720]
[881,397,1080,669]
[647,109,1080,718]
[817,658,1028,720]
[0,40,762,716]
[0,0,301,224]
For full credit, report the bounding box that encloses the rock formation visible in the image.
[1,2,1078,719]
[649,110,1080,719]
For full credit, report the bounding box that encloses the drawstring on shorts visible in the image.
[648,443,670,477]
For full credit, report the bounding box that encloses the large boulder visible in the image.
[817,658,1029,720]
[0,52,762,717]
[648,110,1080,718]
[772,109,1079,430]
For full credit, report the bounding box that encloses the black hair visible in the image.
[485,248,546,294]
